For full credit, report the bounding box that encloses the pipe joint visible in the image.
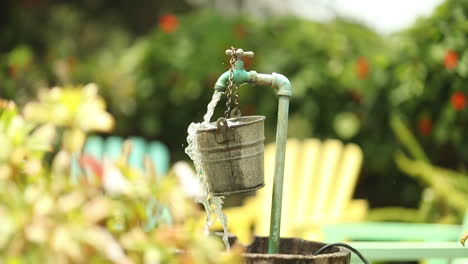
[272,73,292,97]
[248,70,257,84]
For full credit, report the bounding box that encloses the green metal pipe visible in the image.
[267,96,290,253]
[267,74,291,254]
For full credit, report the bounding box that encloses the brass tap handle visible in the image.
[225,48,254,59]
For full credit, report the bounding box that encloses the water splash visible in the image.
[185,91,231,249]
[211,196,230,249]
[203,91,222,124]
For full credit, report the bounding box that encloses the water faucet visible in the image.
[213,48,292,254]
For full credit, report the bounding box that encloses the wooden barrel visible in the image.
[236,236,351,264]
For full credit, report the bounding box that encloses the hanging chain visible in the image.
[224,47,237,119]
[232,83,241,117]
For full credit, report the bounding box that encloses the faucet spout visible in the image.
[213,61,250,92]
[214,71,230,92]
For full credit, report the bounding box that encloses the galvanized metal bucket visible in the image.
[197,115,265,196]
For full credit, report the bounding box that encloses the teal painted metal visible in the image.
[214,71,230,91]
[214,61,250,91]
[212,50,292,254]
[273,73,293,97]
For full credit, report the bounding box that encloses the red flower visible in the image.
[67,55,77,72]
[350,89,363,104]
[355,57,370,80]
[207,74,219,88]
[451,91,467,111]
[159,14,178,33]
[21,0,44,8]
[241,104,256,116]
[243,56,253,69]
[418,117,432,136]
[444,50,458,70]
[80,155,103,180]
[8,65,18,78]
[234,24,247,40]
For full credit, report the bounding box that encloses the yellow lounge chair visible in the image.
[215,138,366,243]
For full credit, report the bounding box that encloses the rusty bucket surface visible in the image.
[197,115,265,196]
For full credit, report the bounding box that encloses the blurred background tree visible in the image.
[0,0,467,216]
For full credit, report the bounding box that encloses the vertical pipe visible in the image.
[268,95,290,254]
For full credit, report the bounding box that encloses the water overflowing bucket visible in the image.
[197,115,265,196]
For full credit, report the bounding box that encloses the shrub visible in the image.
[0,85,241,263]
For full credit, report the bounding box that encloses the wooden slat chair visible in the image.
[218,138,366,243]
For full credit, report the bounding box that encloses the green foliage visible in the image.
[392,116,468,222]
[125,12,388,162]
[0,5,388,156]
[0,87,242,263]
[387,0,468,165]
[363,0,468,210]
[2,0,468,209]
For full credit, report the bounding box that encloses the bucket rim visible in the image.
[197,115,265,132]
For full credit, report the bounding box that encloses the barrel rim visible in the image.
[242,236,350,260]
[197,115,266,133]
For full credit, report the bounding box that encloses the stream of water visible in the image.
[184,90,231,249]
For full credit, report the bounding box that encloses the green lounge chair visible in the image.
[323,211,468,263]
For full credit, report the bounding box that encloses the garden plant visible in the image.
[0,85,243,263]
[0,0,467,256]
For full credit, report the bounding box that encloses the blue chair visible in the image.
[83,136,104,160]
[148,141,170,179]
[84,135,170,176]
[83,135,172,227]
[103,136,124,161]
[127,136,146,170]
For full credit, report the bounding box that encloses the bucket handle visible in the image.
[215,118,235,143]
